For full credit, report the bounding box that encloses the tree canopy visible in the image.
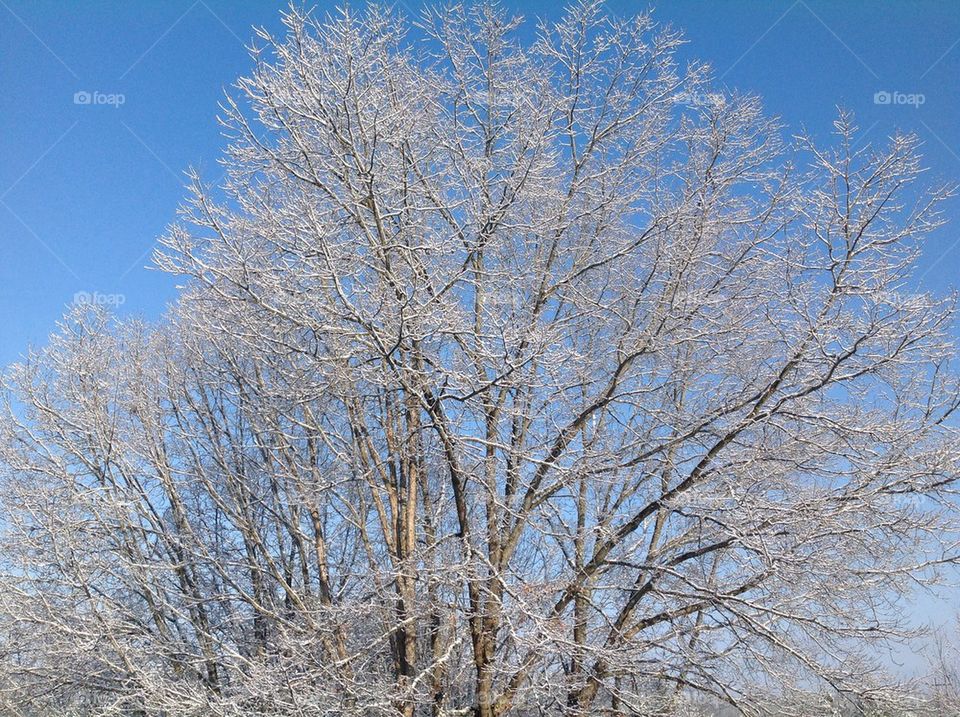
[0,3,958,716]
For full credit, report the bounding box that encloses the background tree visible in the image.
[1,3,958,715]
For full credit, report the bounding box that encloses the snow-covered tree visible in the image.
[0,4,958,715]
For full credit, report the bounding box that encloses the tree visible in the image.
[925,618,960,713]
[0,3,958,715]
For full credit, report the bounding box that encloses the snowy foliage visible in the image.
[0,3,958,715]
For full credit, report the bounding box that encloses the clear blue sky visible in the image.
[1,0,958,371]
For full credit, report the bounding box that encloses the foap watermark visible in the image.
[73,291,126,308]
[74,90,126,108]
[873,90,925,108]
[675,89,727,108]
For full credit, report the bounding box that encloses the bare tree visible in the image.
[923,617,960,713]
[0,3,958,716]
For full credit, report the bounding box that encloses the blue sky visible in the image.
[1,0,959,371]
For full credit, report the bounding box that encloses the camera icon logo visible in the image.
[73,90,92,105]
[873,91,892,105]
